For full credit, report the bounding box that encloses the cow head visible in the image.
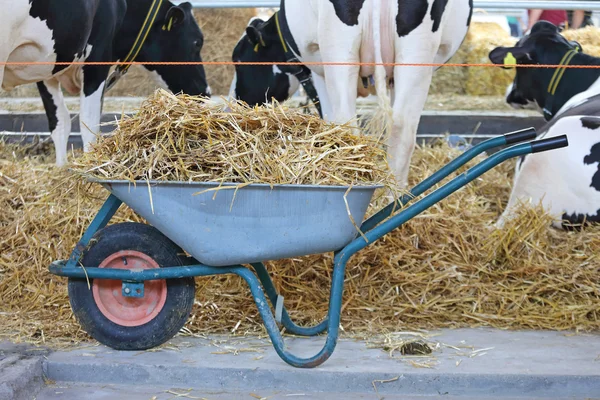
[140,2,210,97]
[489,21,582,114]
[230,16,300,105]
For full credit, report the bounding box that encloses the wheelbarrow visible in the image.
[49,128,567,368]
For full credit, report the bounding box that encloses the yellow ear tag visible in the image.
[254,43,260,52]
[503,52,517,67]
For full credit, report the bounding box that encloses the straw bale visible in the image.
[430,44,469,95]
[562,26,600,57]
[431,25,600,97]
[71,89,394,188]
[429,22,516,96]
[464,23,516,96]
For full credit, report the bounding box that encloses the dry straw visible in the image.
[1,117,599,347]
[464,22,517,96]
[71,89,394,189]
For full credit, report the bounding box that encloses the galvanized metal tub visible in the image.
[93,180,382,267]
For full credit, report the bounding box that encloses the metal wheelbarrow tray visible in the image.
[93,180,380,267]
[49,128,567,368]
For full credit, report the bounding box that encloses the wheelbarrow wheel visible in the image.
[68,222,195,350]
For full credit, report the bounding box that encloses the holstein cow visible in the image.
[230,0,473,187]
[2,0,210,166]
[489,21,600,228]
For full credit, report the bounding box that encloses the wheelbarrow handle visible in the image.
[531,135,569,153]
[504,127,537,144]
[361,127,538,232]
[344,136,569,258]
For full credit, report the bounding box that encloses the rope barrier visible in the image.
[2,61,600,68]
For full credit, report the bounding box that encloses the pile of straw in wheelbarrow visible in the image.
[1,91,599,346]
[71,89,394,189]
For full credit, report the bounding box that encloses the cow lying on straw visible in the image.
[490,21,600,228]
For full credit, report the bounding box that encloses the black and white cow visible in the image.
[489,21,600,228]
[230,0,473,187]
[2,0,210,166]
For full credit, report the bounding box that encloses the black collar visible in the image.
[275,5,323,118]
[543,48,579,121]
[105,0,165,93]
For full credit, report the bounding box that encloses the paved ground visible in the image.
[37,383,592,400]
[2,328,600,399]
[37,328,600,399]
[0,342,49,400]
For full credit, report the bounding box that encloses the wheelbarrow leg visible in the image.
[250,263,328,337]
[66,194,122,268]
[237,256,350,368]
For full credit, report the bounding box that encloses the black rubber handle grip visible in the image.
[504,127,537,144]
[531,135,569,153]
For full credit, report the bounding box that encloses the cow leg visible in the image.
[388,41,440,187]
[37,79,71,166]
[321,62,359,126]
[316,16,361,125]
[310,73,334,121]
[388,68,434,187]
[80,68,108,152]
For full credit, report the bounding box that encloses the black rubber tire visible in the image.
[68,223,195,350]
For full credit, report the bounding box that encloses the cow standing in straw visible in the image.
[0,0,211,167]
[489,21,600,228]
[228,0,473,188]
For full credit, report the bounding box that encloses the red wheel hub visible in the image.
[92,250,167,327]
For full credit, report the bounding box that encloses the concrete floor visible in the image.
[39,328,600,399]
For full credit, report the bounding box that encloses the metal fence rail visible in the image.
[183,0,600,10]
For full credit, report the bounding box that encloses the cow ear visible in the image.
[246,25,267,48]
[570,40,583,52]
[489,46,531,69]
[163,6,186,31]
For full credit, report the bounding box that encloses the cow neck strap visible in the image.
[274,9,323,118]
[105,0,164,93]
[543,48,579,121]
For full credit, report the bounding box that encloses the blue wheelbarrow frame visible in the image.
[49,129,567,368]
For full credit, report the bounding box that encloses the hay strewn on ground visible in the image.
[1,133,599,345]
[72,90,393,187]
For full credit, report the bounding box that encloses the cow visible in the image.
[229,0,473,188]
[1,0,210,166]
[489,21,600,229]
